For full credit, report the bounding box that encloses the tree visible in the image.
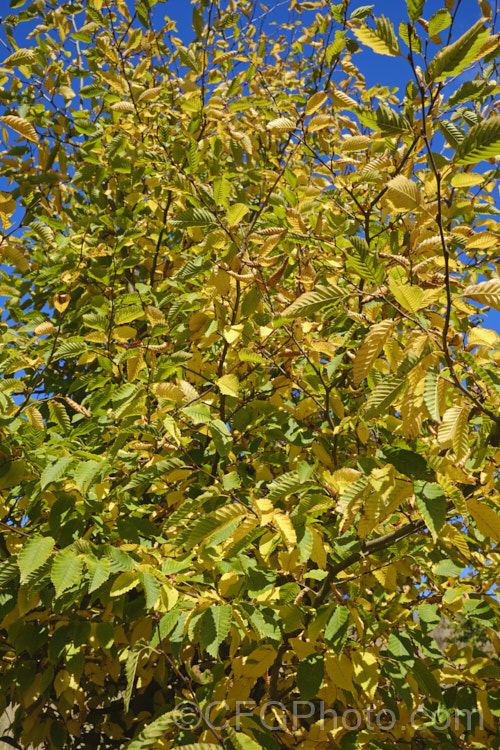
[0,0,499,747]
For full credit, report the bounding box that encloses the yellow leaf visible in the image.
[351,649,378,699]
[331,88,357,108]
[153,382,184,401]
[465,231,499,249]
[223,324,244,344]
[53,293,70,313]
[353,319,393,386]
[34,321,55,336]
[464,278,500,310]
[352,20,400,56]
[305,91,328,115]
[144,305,165,324]
[467,326,500,347]
[217,374,239,397]
[274,513,297,550]
[450,172,483,187]
[325,652,354,692]
[112,325,136,340]
[0,115,38,143]
[110,101,134,112]
[233,645,277,679]
[389,282,426,313]
[340,135,371,152]
[438,404,470,452]
[25,405,44,430]
[266,117,296,133]
[385,175,422,212]
[226,202,249,226]
[127,352,145,382]
[252,497,275,526]
[467,498,500,542]
[308,114,336,132]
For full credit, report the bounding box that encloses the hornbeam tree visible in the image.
[0,0,500,748]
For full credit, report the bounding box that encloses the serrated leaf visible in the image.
[364,378,405,418]
[423,368,440,421]
[217,373,239,397]
[414,482,447,540]
[0,115,38,143]
[438,404,471,455]
[209,418,232,456]
[274,512,297,550]
[139,571,161,609]
[282,284,345,317]
[40,456,74,490]
[86,555,110,593]
[48,400,71,434]
[172,208,216,227]
[353,320,394,386]
[17,536,55,582]
[455,117,500,165]
[226,202,249,225]
[51,549,84,597]
[325,606,350,653]
[428,9,451,37]
[406,0,425,22]
[352,16,401,56]
[385,175,422,212]
[429,20,489,81]
[266,117,296,133]
[110,571,140,597]
[124,711,177,750]
[124,643,146,712]
[305,91,328,115]
[297,654,324,700]
[3,48,36,67]
[225,726,262,750]
[201,604,232,657]
[467,499,500,542]
[0,558,19,587]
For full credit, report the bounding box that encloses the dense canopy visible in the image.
[0,0,500,748]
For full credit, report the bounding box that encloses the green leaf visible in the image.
[17,536,55,582]
[297,654,324,700]
[406,0,425,22]
[325,606,350,653]
[411,659,442,701]
[124,642,147,712]
[209,419,232,457]
[434,559,465,577]
[455,118,500,165]
[48,401,71,434]
[414,482,447,540]
[364,378,406,419]
[282,285,346,317]
[201,604,232,657]
[139,571,161,609]
[225,726,263,750]
[172,208,217,227]
[428,9,451,37]
[51,549,84,597]
[428,20,490,81]
[387,632,413,662]
[40,456,74,490]
[352,16,401,56]
[86,555,111,593]
[124,711,177,750]
[0,558,19,587]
